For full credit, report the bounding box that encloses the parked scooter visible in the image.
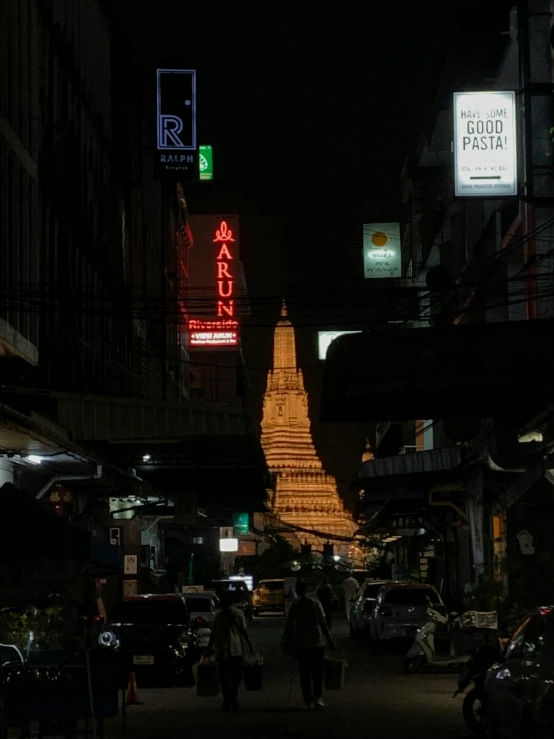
[453,644,502,735]
[404,605,469,673]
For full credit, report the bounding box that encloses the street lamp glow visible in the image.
[142,454,151,462]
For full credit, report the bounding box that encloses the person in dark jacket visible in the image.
[316,576,335,628]
[283,580,335,710]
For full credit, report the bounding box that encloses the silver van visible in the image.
[370,582,444,642]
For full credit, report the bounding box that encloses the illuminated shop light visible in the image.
[219,538,239,552]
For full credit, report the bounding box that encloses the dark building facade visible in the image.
[323,1,554,612]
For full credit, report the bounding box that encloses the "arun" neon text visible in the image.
[214,220,235,318]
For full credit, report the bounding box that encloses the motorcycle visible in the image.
[404,606,469,674]
[453,644,501,735]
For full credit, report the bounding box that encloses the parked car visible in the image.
[252,579,285,616]
[484,606,554,738]
[211,579,253,621]
[103,594,197,684]
[349,580,390,638]
[370,582,444,642]
[181,592,219,651]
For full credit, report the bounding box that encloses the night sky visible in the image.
[118,2,513,497]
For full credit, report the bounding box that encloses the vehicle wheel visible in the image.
[462,688,486,735]
[403,655,425,674]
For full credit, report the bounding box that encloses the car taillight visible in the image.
[194,616,207,627]
[380,606,392,618]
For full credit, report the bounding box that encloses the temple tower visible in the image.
[261,303,355,556]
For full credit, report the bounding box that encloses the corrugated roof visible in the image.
[358,447,463,480]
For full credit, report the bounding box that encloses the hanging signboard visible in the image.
[453,91,517,197]
[188,215,241,348]
[155,69,197,178]
[233,512,250,535]
[199,145,214,180]
[363,223,401,279]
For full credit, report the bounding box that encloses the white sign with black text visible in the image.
[124,554,138,575]
[454,91,517,197]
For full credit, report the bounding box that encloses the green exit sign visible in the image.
[233,512,249,536]
[199,145,213,181]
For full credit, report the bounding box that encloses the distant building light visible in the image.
[219,538,239,552]
[142,454,151,462]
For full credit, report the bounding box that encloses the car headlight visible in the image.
[98,631,119,648]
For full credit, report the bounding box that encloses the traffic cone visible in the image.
[126,671,142,705]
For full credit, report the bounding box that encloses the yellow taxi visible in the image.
[252,579,285,616]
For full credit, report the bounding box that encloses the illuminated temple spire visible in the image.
[261,305,356,556]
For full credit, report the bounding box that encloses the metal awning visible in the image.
[53,393,253,441]
[358,447,464,488]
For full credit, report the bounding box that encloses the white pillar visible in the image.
[0,459,14,486]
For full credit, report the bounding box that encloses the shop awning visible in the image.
[0,483,121,574]
[358,447,464,489]
[321,321,554,422]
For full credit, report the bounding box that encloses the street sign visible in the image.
[199,145,214,180]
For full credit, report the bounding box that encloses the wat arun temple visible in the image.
[261,303,356,559]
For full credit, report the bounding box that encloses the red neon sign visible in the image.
[215,220,235,319]
[189,219,239,348]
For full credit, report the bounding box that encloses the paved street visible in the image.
[107,616,472,739]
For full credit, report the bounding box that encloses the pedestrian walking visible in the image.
[283,580,336,710]
[206,590,254,711]
[341,572,359,622]
[316,576,335,629]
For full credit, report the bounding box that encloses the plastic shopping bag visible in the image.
[195,656,220,697]
[323,656,347,690]
[243,653,263,691]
